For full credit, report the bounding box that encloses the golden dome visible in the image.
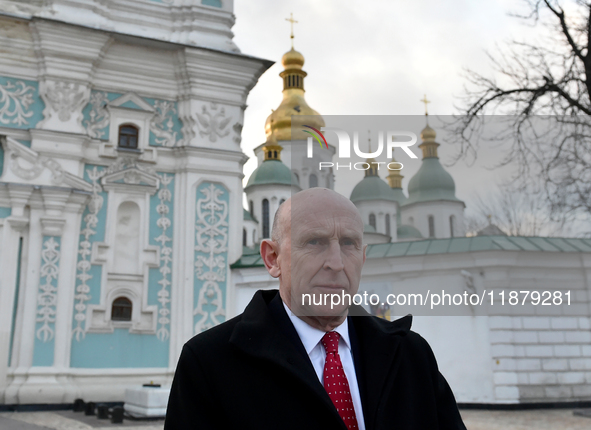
[419,123,440,159]
[420,124,436,141]
[264,47,325,141]
[282,48,304,69]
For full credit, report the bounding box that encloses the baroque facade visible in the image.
[0,0,590,407]
[0,0,271,403]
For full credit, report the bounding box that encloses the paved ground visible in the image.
[0,409,589,429]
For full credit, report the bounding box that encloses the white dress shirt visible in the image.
[283,302,366,430]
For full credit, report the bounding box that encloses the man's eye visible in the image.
[308,239,320,245]
[342,239,356,246]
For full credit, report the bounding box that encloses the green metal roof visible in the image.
[350,175,398,203]
[243,208,257,222]
[404,158,461,205]
[245,159,299,191]
[230,236,591,268]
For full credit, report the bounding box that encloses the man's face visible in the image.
[278,192,366,317]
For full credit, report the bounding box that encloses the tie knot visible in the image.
[321,331,340,353]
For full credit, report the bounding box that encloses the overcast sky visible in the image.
[231,0,562,228]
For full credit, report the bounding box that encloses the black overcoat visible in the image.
[165,289,466,430]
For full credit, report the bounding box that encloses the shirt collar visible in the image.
[282,300,351,354]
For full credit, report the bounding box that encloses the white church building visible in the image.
[0,0,590,407]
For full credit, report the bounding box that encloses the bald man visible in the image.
[165,188,466,430]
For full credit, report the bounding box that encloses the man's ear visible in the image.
[260,239,281,278]
[362,243,367,265]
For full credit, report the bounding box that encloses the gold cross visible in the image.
[420,94,431,115]
[286,13,298,48]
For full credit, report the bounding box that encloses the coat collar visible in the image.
[229,289,412,430]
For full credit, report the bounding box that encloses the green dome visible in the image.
[363,224,376,233]
[404,158,460,205]
[350,176,397,203]
[245,160,300,191]
[397,224,423,240]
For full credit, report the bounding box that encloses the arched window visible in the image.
[385,214,391,237]
[428,215,435,238]
[262,199,270,238]
[118,124,139,149]
[243,228,247,246]
[280,199,285,205]
[249,200,254,217]
[409,216,414,226]
[309,174,318,188]
[111,297,132,321]
[369,213,376,230]
[294,172,299,184]
[252,230,256,244]
[449,215,455,237]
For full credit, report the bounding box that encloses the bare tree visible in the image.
[454,0,591,222]
[465,185,573,237]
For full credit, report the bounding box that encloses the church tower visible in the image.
[253,19,334,190]
[400,106,465,239]
[0,0,271,404]
[350,138,398,243]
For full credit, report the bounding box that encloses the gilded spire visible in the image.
[285,12,298,48]
[264,19,325,142]
[419,95,439,159]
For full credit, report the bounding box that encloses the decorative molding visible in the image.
[40,217,66,236]
[150,100,178,147]
[194,182,227,333]
[196,102,232,143]
[155,173,173,341]
[72,166,104,342]
[100,156,160,194]
[0,80,35,126]
[4,137,93,191]
[36,236,60,343]
[232,122,243,144]
[40,80,88,122]
[84,91,110,139]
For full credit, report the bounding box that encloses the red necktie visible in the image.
[321,331,359,430]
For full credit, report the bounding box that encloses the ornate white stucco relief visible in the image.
[72,167,103,342]
[36,237,60,343]
[196,103,232,143]
[84,91,110,138]
[0,80,35,126]
[150,100,178,147]
[4,137,93,191]
[41,80,88,122]
[194,183,228,333]
[232,122,243,144]
[155,173,173,341]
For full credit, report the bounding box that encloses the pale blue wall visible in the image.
[0,207,10,218]
[69,329,169,368]
[70,167,175,368]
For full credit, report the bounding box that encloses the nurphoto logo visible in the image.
[303,126,418,171]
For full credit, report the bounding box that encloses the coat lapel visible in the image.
[229,290,347,429]
[349,307,412,430]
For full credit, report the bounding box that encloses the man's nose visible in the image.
[323,241,344,271]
